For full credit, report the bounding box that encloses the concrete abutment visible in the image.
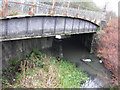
[1,33,95,68]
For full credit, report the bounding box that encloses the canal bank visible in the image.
[41,34,116,88]
[1,33,117,88]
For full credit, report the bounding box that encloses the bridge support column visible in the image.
[52,38,63,60]
[75,33,94,52]
[58,40,63,60]
[84,33,94,52]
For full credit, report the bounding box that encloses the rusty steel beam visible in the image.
[8,1,34,6]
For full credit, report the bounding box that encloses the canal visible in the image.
[41,34,115,88]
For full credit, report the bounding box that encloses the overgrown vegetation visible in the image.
[92,18,119,87]
[2,49,88,88]
[97,19,118,78]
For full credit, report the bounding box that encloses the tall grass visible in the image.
[2,49,88,88]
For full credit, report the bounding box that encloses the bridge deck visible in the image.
[0,15,99,41]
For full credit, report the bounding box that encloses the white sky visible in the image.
[93,0,119,16]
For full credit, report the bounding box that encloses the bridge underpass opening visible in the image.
[38,33,114,88]
[2,33,94,68]
[52,33,94,60]
[54,33,114,88]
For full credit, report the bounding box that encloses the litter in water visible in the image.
[81,59,92,62]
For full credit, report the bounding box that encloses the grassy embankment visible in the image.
[2,49,88,88]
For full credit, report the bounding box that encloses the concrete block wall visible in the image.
[1,37,54,68]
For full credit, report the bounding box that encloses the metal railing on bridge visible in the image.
[0,0,105,24]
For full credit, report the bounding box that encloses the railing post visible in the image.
[5,0,8,16]
[28,0,36,15]
[94,19,97,23]
[64,2,70,16]
[1,0,8,17]
[51,0,56,15]
[48,0,56,15]
[33,0,36,15]
[83,17,85,19]
[53,0,56,14]
[1,2,4,17]
[76,5,80,17]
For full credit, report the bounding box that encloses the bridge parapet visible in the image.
[0,0,105,24]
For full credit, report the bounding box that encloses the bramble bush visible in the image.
[95,18,118,84]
